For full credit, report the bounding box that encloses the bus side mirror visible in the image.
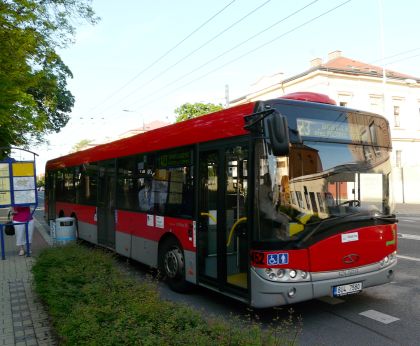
[264,113,289,156]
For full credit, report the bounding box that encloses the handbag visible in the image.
[5,222,15,236]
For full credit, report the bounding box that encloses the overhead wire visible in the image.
[371,47,420,64]
[98,0,320,116]
[122,0,321,111]
[124,0,348,111]
[367,48,420,78]
[130,0,352,112]
[385,53,420,67]
[89,0,237,114]
[107,0,274,108]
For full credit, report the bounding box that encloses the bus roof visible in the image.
[46,92,370,171]
[46,102,256,170]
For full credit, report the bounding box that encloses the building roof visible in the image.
[285,51,420,84]
[319,56,419,81]
[230,50,420,105]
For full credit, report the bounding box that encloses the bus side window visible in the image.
[138,178,154,212]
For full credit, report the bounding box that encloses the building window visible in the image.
[392,97,404,127]
[396,150,402,168]
[394,105,400,127]
[338,92,352,108]
[369,95,383,115]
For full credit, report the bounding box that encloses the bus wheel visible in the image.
[160,239,191,293]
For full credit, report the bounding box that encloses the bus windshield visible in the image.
[254,114,394,243]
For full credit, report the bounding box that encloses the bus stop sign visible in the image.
[0,158,37,207]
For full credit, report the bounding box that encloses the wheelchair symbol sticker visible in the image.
[267,253,289,265]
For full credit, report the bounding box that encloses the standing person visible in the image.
[258,173,290,240]
[138,178,154,212]
[12,206,34,256]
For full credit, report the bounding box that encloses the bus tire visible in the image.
[159,238,191,293]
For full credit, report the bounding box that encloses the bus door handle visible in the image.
[200,212,217,224]
[226,217,247,247]
[199,212,217,232]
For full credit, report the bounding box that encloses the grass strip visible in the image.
[32,244,299,345]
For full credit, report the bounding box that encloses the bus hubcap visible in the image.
[164,248,184,279]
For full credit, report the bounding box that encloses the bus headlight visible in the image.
[254,267,311,282]
[277,269,285,278]
[380,251,397,268]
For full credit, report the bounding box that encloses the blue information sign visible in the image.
[267,253,289,265]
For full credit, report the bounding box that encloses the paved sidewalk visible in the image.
[0,218,56,346]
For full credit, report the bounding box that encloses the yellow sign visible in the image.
[0,191,11,205]
[0,163,9,177]
[12,162,35,177]
[0,177,10,191]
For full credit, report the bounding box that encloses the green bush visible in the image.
[32,244,300,345]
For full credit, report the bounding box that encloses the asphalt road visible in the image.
[111,215,420,346]
[35,193,420,345]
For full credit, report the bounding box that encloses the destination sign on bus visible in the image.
[297,118,353,140]
[296,114,391,147]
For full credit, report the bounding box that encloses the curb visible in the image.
[33,218,53,246]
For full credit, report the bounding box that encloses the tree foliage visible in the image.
[0,0,98,157]
[174,102,223,123]
[70,138,93,153]
[36,174,45,187]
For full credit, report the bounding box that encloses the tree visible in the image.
[0,0,98,158]
[174,102,223,123]
[36,174,45,188]
[71,139,94,153]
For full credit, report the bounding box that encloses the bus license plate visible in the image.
[333,282,362,297]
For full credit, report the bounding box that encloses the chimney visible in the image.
[311,58,323,67]
[328,50,342,61]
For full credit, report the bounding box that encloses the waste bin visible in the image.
[54,217,76,245]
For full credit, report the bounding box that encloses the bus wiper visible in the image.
[370,214,398,223]
[296,212,363,246]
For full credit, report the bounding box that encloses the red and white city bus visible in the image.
[45,92,397,308]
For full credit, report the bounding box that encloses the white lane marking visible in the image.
[400,219,416,223]
[359,310,400,324]
[398,233,420,241]
[397,254,420,262]
[318,296,344,305]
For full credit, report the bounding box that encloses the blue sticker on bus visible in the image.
[267,253,289,265]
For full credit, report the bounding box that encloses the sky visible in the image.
[33,0,420,174]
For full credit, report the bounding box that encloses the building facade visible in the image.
[230,51,420,203]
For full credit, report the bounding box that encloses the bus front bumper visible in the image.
[249,261,396,308]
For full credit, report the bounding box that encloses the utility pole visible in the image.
[378,0,387,119]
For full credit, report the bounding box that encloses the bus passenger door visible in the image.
[198,143,249,295]
[97,160,116,249]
